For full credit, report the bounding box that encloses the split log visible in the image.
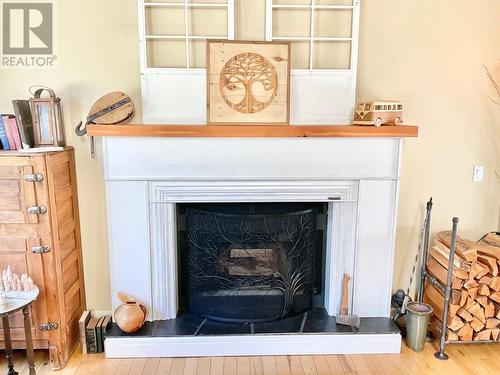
[457,307,474,322]
[478,284,491,296]
[424,282,460,320]
[485,318,500,329]
[474,329,491,341]
[480,233,500,248]
[436,231,478,262]
[478,275,493,285]
[433,242,471,270]
[464,278,479,289]
[468,287,479,300]
[448,316,465,331]
[492,328,500,341]
[469,262,486,280]
[457,324,473,341]
[429,246,469,279]
[490,291,500,304]
[427,257,464,290]
[477,255,499,276]
[470,317,485,332]
[459,289,468,306]
[490,277,500,292]
[468,302,486,323]
[475,295,489,308]
[484,302,495,318]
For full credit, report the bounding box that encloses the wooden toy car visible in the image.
[354,101,403,127]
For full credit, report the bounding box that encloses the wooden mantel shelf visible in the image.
[86,124,418,138]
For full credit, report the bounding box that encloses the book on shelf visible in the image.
[78,311,91,355]
[95,316,104,353]
[0,116,9,150]
[85,318,99,354]
[12,100,34,149]
[6,116,22,150]
[101,315,112,350]
[18,146,64,153]
[2,115,16,150]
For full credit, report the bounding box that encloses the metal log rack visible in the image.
[418,199,497,361]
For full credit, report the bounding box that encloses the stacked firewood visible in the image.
[425,232,500,342]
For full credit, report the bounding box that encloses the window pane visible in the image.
[273,9,311,38]
[274,0,312,5]
[312,41,350,69]
[146,7,185,36]
[290,41,310,69]
[314,9,352,38]
[188,7,227,37]
[190,0,227,3]
[316,0,353,5]
[147,40,186,68]
[189,40,206,68]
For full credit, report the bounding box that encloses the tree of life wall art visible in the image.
[207,40,290,125]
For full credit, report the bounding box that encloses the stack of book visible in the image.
[79,311,113,354]
[0,100,34,151]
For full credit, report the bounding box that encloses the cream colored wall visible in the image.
[0,0,498,311]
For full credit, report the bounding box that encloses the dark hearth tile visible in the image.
[253,314,305,334]
[198,320,252,336]
[357,317,400,334]
[302,308,353,334]
[153,313,204,336]
[105,321,155,337]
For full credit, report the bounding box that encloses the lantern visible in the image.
[30,87,65,147]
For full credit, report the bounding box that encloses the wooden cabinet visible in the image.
[0,148,85,370]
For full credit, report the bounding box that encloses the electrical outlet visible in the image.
[473,165,485,182]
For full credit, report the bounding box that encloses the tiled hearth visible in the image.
[107,309,399,338]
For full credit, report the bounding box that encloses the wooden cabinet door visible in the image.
[0,156,49,346]
[0,158,39,226]
[0,238,48,343]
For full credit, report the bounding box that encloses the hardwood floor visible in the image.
[1,342,499,375]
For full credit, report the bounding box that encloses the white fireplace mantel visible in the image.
[102,136,403,356]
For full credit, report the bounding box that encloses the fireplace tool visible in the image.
[336,273,360,329]
[392,197,433,330]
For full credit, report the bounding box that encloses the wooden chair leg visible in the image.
[2,316,18,375]
[22,307,36,375]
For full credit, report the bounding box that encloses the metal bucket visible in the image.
[405,302,433,352]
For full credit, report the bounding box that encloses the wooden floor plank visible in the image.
[3,342,500,375]
[184,357,199,375]
[197,357,211,375]
[157,358,174,375]
[299,356,318,375]
[250,356,264,375]
[170,358,186,375]
[210,357,224,375]
[274,356,291,375]
[223,357,237,375]
[237,357,251,375]
[262,356,277,375]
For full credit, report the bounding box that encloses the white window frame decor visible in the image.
[138,0,360,124]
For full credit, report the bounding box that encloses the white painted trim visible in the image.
[149,179,359,320]
[105,333,402,357]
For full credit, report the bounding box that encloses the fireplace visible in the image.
[178,203,326,323]
[102,136,404,356]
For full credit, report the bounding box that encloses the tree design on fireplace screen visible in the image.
[185,207,317,323]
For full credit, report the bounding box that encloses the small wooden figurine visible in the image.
[354,101,403,127]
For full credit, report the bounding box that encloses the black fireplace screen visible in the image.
[185,206,318,323]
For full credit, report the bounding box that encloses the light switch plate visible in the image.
[473,165,485,182]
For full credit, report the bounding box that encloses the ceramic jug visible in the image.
[114,292,148,333]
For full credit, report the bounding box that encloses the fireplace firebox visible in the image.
[177,203,326,323]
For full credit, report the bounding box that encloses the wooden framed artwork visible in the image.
[207,40,291,125]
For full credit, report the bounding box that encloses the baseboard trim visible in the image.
[105,333,402,358]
